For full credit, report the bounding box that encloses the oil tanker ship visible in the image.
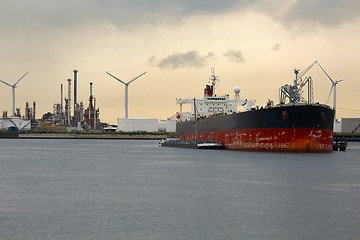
[162,62,335,152]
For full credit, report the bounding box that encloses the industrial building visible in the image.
[158,119,176,133]
[0,117,31,131]
[0,100,36,131]
[115,118,176,133]
[0,72,36,131]
[117,118,158,132]
[336,118,360,133]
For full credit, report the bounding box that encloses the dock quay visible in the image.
[0,132,167,140]
[333,133,360,142]
[333,133,360,151]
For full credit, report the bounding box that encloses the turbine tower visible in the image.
[318,63,344,113]
[0,72,28,117]
[106,71,147,119]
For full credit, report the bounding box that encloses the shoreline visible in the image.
[0,133,168,140]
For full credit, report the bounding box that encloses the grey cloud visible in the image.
[1,0,359,33]
[277,0,360,26]
[223,49,244,63]
[0,0,249,32]
[147,56,157,66]
[272,43,281,51]
[157,51,215,69]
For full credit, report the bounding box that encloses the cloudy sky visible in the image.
[1,0,359,123]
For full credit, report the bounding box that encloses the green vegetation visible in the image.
[0,130,177,140]
[0,131,20,138]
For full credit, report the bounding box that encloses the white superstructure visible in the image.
[176,69,255,121]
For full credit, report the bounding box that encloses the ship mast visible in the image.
[194,98,198,142]
[209,68,219,96]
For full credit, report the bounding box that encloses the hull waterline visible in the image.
[176,105,335,153]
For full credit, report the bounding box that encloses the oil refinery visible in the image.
[0,69,175,133]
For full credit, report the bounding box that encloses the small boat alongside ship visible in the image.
[159,138,224,149]
[160,62,335,152]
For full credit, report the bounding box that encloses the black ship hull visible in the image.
[176,104,335,152]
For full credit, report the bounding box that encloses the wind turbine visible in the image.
[106,71,147,119]
[0,72,28,117]
[318,63,343,113]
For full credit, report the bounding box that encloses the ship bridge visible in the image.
[176,96,255,121]
[175,69,255,121]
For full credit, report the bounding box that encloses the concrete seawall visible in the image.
[17,133,167,140]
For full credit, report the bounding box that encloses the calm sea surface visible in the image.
[0,139,359,240]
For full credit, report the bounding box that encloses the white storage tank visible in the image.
[117,118,159,132]
[158,120,166,132]
[165,119,176,133]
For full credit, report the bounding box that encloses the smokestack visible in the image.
[73,70,78,123]
[89,82,93,120]
[67,79,71,127]
[25,102,29,120]
[33,101,36,120]
[60,83,63,118]
[90,82,93,97]
[74,70,78,107]
[94,97,96,130]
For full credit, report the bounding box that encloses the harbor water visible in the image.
[0,139,359,240]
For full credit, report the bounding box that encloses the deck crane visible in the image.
[279,61,317,104]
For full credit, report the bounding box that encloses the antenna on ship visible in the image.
[106,71,147,119]
[294,68,299,88]
[209,67,219,95]
[0,72,28,117]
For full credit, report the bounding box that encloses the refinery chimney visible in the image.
[73,70,78,106]
[67,79,71,127]
[89,82,93,120]
[60,84,63,119]
[73,70,78,124]
[32,101,36,120]
[90,82,93,96]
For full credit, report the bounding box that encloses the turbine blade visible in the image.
[326,85,334,104]
[13,72,28,86]
[106,71,126,85]
[0,79,13,87]
[127,71,147,85]
[318,63,334,83]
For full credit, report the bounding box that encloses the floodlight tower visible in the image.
[0,72,28,117]
[105,71,147,119]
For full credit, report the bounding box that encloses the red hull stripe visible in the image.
[179,128,334,152]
